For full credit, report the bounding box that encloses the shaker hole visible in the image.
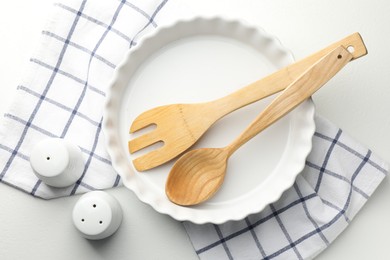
[93,204,96,208]
[99,221,103,224]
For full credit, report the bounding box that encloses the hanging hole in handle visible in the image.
[337,54,343,59]
[347,45,355,53]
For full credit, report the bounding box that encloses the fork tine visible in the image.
[128,130,162,153]
[129,107,161,133]
[132,145,171,171]
[130,118,154,134]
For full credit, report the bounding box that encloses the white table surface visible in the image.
[0,1,389,259]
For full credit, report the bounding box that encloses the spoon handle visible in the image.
[227,46,353,156]
[209,33,366,118]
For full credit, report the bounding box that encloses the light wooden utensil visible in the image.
[166,46,354,206]
[129,33,367,171]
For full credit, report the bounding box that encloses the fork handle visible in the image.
[226,46,353,156]
[210,33,366,117]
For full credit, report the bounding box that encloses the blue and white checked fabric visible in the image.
[184,115,388,259]
[0,0,180,198]
[0,0,387,259]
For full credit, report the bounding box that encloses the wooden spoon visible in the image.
[166,46,353,206]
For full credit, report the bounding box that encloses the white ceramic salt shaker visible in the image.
[72,191,123,240]
[30,138,84,188]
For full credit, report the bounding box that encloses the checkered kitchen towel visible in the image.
[0,0,183,197]
[0,0,387,259]
[184,115,388,259]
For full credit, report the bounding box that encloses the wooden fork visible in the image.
[129,33,367,171]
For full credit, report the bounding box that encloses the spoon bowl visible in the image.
[166,148,229,206]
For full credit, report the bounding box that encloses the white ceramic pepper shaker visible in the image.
[72,191,123,240]
[30,138,84,188]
